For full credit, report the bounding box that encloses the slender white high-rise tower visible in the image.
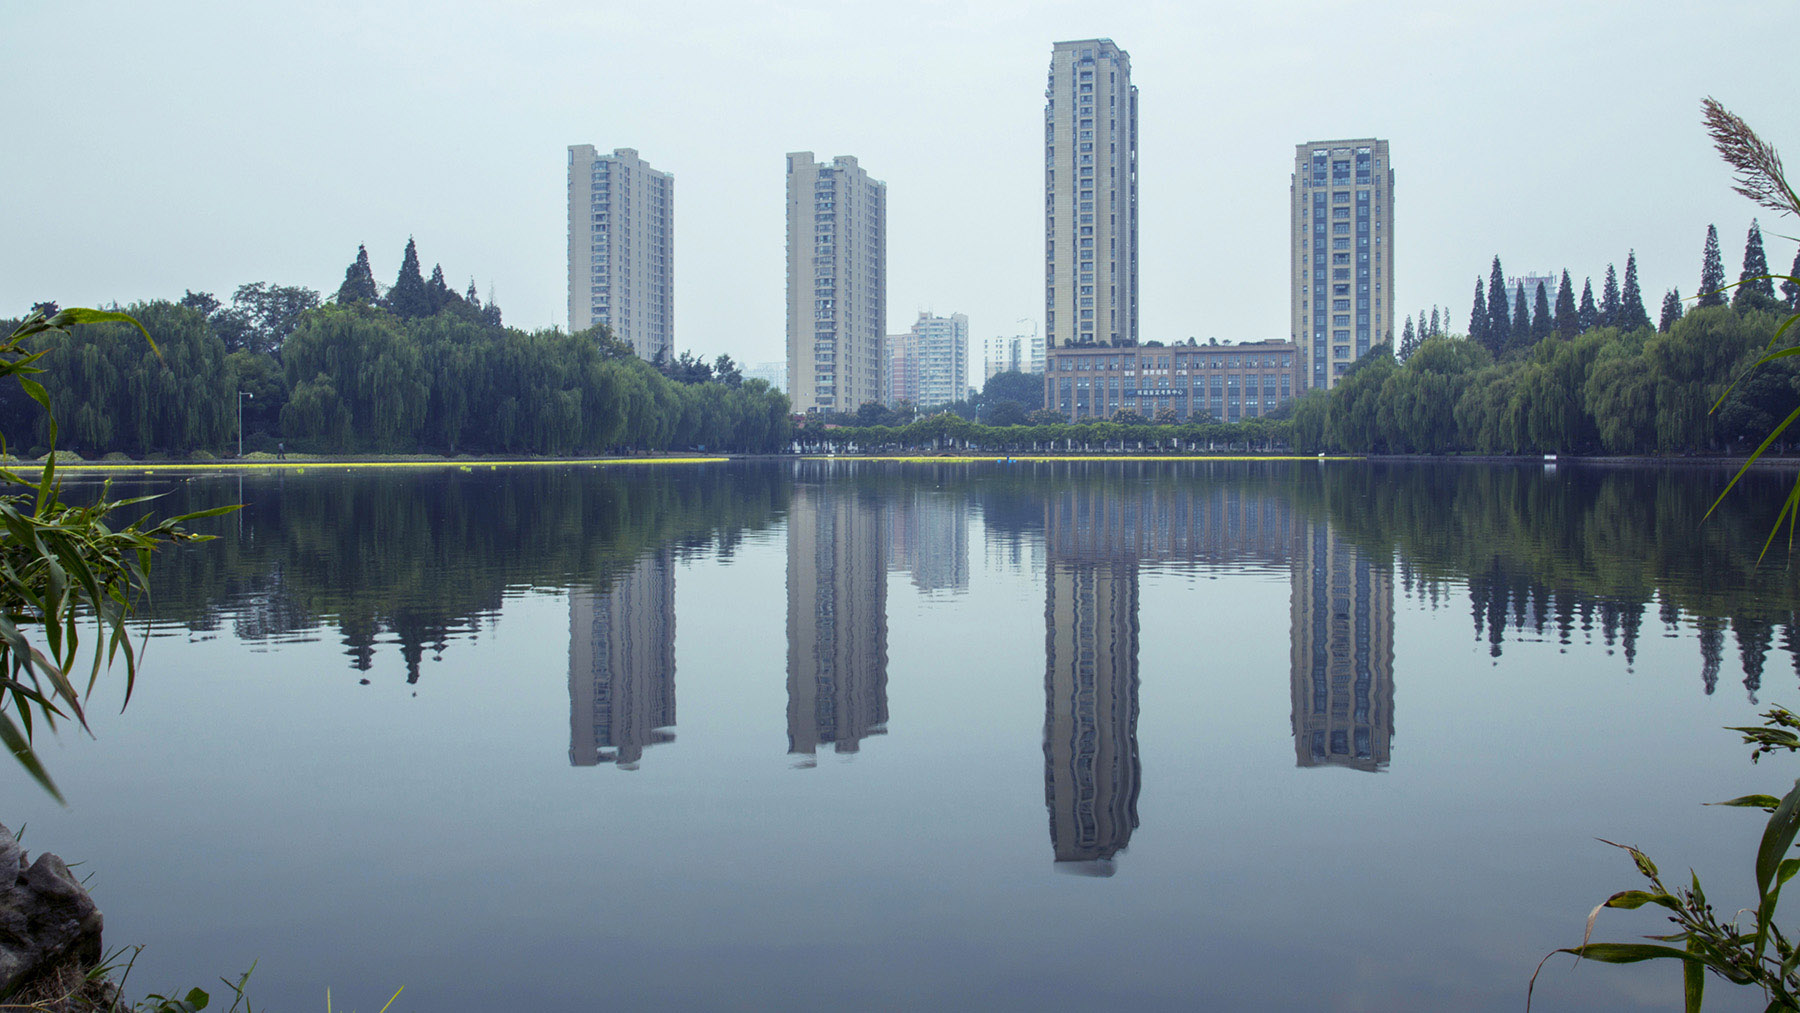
[1044,39,1138,352]
[787,152,887,414]
[567,145,674,360]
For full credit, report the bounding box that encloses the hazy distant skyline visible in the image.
[3,1,1788,370]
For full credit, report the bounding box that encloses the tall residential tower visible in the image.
[1289,139,1393,388]
[567,146,674,360]
[787,152,887,414]
[1044,39,1138,351]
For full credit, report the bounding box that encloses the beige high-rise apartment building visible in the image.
[1290,139,1393,388]
[567,146,674,360]
[787,152,886,414]
[1044,39,1138,352]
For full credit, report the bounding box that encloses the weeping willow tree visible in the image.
[0,308,234,800]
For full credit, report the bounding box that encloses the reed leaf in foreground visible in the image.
[0,308,237,800]
[1530,708,1800,1011]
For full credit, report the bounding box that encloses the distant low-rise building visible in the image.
[984,328,1046,382]
[1044,339,1301,422]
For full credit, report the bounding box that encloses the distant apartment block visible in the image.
[1290,139,1393,388]
[567,146,673,360]
[787,152,886,414]
[1045,339,1300,422]
[745,360,788,394]
[984,328,1045,383]
[1507,272,1559,318]
[888,312,967,408]
[1045,39,1138,351]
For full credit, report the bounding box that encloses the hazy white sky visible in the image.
[2,0,1789,368]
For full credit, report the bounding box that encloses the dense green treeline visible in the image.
[6,242,791,456]
[794,411,1293,454]
[1290,302,1797,455]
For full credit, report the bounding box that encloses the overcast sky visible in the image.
[3,0,1790,369]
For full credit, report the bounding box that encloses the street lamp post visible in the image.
[238,391,253,458]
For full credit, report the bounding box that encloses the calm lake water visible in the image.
[8,458,1800,1011]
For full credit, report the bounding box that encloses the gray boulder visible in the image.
[0,824,104,997]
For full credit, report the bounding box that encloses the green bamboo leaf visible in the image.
[1712,794,1785,810]
[0,712,61,804]
[1684,935,1704,1013]
[1559,942,1709,964]
[1759,780,1800,898]
[1605,890,1681,911]
[46,308,159,356]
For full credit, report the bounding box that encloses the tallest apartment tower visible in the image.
[1044,39,1138,351]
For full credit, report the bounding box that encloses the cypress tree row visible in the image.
[1619,251,1651,331]
[1470,278,1489,348]
[1599,264,1621,329]
[1699,224,1728,307]
[1735,219,1775,308]
[1785,249,1800,310]
[1555,270,1577,338]
[1578,278,1598,332]
[1486,257,1510,351]
[385,238,430,319]
[1660,289,1683,332]
[336,244,379,305]
[1429,306,1441,338]
[1511,284,1531,351]
[1532,282,1553,341]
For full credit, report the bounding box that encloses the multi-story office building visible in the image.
[786,468,889,761]
[887,328,919,406]
[787,152,887,414]
[1044,39,1138,352]
[568,551,677,769]
[1289,139,1393,388]
[983,328,1045,383]
[566,146,674,360]
[1507,272,1559,320]
[1045,339,1301,422]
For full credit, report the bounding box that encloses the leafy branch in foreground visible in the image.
[1530,707,1800,1011]
[1701,98,1800,558]
[0,308,236,801]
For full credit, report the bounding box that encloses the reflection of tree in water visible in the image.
[120,464,790,684]
[1314,462,1800,702]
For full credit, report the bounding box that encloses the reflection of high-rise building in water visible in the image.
[568,550,676,769]
[787,482,889,761]
[1290,523,1394,771]
[1044,560,1141,873]
[887,489,969,594]
[1042,483,1143,873]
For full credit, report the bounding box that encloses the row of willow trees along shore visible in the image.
[0,240,792,457]
[1294,220,1800,455]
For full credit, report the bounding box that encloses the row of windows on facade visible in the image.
[1055,355,1292,371]
[1057,378,1292,395]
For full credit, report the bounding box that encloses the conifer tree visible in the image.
[1698,224,1727,307]
[1599,264,1620,329]
[1735,218,1775,308]
[1486,257,1510,351]
[1429,306,1441,338]
[465,280,480,307]
[1532,282,1553,341]
[1400,316,1416,359]
[1660,288,1683,332]
[385,238,430,318]
[336,244,380,305]
[425,264,453,315]
[1511,284,1531,350]
[1578,278,1598,332]
[1554,270,1577,337]
[1784,249,1800,310]
[1469,278,1488,347]
[1619,251,1651,331]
